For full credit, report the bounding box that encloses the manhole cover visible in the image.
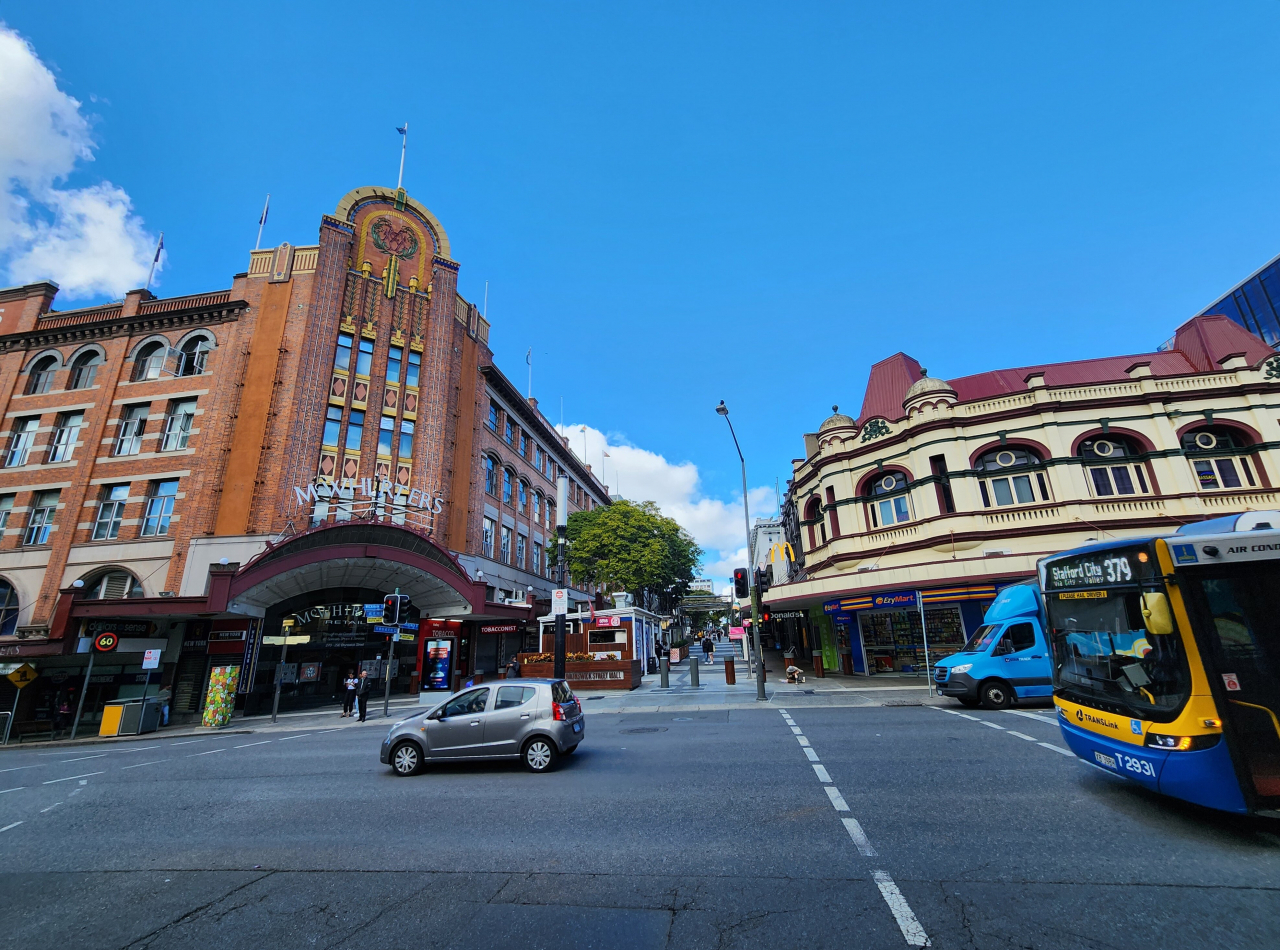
[621,727,667,734]
[672,717,693,721]
[884,700,923,706]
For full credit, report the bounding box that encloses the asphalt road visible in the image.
[1,701,1278,949]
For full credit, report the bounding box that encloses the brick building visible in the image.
[0,185,608,733]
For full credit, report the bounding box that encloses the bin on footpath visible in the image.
[724,657,736,685]
[99,698,162,737]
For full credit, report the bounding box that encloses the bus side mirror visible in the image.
[1141,592,1175,635]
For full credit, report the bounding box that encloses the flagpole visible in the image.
[144,232,164,292]
[255,194,271,250]
[397,122,408,189]
[526,347,532,399]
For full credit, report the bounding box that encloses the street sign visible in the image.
[93,631,119,652]
[395,632,415,643]
[5,663,36,689]
[375,625,399,634]
[552,589,569,616]
[142,649,161,670]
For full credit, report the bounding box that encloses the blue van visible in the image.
[932,581,1052,709]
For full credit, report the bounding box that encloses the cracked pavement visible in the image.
[1,704,1278,949]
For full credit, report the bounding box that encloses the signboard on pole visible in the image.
[5,663,36,688]
[552,589,569,616]
[141,649,161,670]
[729,626,745,640]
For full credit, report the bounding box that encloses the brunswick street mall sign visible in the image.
[293,477,445,513]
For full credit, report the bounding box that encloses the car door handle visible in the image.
[520,714,530,720]
[469,720,480,726]
[1031,655,1043,659]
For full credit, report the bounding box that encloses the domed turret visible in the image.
[818,405,856,432]
[902,369,957,413]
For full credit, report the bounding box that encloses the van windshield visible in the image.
[960,624,1002,653]
[1046,588,1191,722]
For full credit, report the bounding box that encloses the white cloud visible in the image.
[558,423,778,591]
[0,23,158,299]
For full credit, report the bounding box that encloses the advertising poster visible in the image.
[201,665,241,728]
[424,640,453,690]
[299,662,321,683]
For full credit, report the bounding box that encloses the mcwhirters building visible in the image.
[0,185,608,732]
[765,315,1280,677]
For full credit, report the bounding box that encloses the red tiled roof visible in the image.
[856,314,1273,424]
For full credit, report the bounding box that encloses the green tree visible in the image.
[566,500,702,608]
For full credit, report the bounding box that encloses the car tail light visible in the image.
[553,701,568,721]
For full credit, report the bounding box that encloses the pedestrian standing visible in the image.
[341,669,358,717]
[707,637,716,665]
[504,655,521,679]
[702,635,713,664]
[356,669,372,721]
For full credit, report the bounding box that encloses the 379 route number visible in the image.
[1102,557,1132,583]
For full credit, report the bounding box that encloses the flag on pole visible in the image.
[602,450,610,458]
[258,200,269,227]
[153,234,164,263]
[396,125,407,136]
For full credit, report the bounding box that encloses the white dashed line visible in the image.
[980,721,1005,730]
[60,753,108,764]
[0,821,23,833]
[1,786,26,794]
[169,740,203,746]
[790,726,803,735]
[278,734,309,741]
[813,764,832,783]
[957,714,981,722]
[842,817,878,856]
[824,786,850,812]
[188,749,226,757]
[1001,709,1057,724]
[234,741,271,749]
[803,747,819,761]
[1038,742,1074,756]
[873,871,930,946]
[1007,731,1036,741]
[120,759,167,770]
[43,771,103,785]
[932,707,963,716]
[0,764,43,774]
[797,735,811,747]
[39,801,63,813]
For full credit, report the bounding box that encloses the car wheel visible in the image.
[957,697,980,708]
[390,741,422,776]
[980,680,1013,710]
[523,737,558,772]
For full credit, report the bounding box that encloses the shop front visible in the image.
[824,584,999,676]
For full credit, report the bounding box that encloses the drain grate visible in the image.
[621,726,667,734]
[884,700,923,706]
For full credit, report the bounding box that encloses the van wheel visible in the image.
[980,681,1013,710]
[957,697,980,708]
[390,741,422,776]
[523,737,558,773]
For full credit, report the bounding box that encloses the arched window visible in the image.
[804,496,826,548]
[502,468,514,505]
[518,479,529,514]
[25,355,58,395]
[68,351,102,390]
[1079,436,1151,497]
[975,447,1050,508]
[1181,425,1258,490]
[868,471,911,528]
[82,569,143,600]
[133,341,167,381]
[177,335,213,376]
[484,456,498,496]
[0,578,19,637]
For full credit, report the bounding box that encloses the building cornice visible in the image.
[0,299,247,353]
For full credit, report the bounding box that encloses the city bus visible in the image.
[1039,511,1280,816]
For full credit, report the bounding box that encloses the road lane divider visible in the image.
[873,871,930,947]
[60,753,108,764]
[1,786,26,794]
[42,771,103,784]
[803,747,820,762]
[120,759,167,770]
[188,749,226,757]
[824,786,850,812]
[1038,742,1074,756]
[796,735,811,747]
[234,741,271,749]
[980,721,1005,730]
[842,818,877,857]
[813,764,832,782]
[0,821,23,833]
[1007,731,1036,741]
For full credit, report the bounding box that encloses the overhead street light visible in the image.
[715,400,767,702]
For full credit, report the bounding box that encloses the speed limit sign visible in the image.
[93,631,118,652]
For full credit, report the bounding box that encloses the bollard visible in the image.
[660,656,669,689]
[690,656,700,688]
[724,657,736,685]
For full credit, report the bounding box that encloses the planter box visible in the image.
[516,657,643,690]
[668,646,683,663]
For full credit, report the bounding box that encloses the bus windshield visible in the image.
[1046,588,1191,722]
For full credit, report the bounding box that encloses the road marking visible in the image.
[1038,742,1074,756]
[0,821,23,834]
[121,759,168,770]
[43,771,103,784]
[1,786,26,794]
[278,734,309,741]
[0,764,43,774]
[40,802,63,813]
[957,714,981,721]
[1007,731,1037,741]
[813,764,832,782]
[980,721,1005,730]
[60,753,108,764]
[790,726,803,735]
[932,707,963,716]
[1001,709,1056,725]
[796,735,811,747]
[803,747,819,762]
[842,817,878,857]
[234,741,271,749]
[170,739,203,746]
[824,786,850,812]
[873,870,930,946]
[317,729,341,734]
[188,749,225,757]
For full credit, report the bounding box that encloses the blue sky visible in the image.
[4,3,1280,586]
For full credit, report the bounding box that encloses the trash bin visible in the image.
[100,698,162,737]
[647,657,658,674]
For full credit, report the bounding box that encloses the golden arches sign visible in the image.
[768,542,795,564]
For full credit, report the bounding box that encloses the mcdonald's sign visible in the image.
[768,542,795,564]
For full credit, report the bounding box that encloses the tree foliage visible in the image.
[566,500,702,604]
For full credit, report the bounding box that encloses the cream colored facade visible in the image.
[767,315,1280,611]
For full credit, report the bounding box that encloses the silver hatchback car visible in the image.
[380,678,585,775]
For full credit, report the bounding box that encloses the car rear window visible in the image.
[551,680,575,703]
[495,686,536,709]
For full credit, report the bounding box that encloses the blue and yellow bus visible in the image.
[1039,512,1280,816]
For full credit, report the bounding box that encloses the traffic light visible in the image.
[382,593,410,625]
[754,564,773,594]
[733,568,749,598]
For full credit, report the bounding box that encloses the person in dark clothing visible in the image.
[356,669,372,721]
[341,668,358,718]
[504,656,521,679]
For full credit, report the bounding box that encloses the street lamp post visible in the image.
[716,400,767,702]
[553,474,569,680]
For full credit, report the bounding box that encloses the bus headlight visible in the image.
[950,664,972,675]
[1145,733,1220,751]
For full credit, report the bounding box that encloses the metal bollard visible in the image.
[690,656,700,688]
[660,656,669,689]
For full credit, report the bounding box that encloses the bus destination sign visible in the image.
[1044,545,1153,591]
